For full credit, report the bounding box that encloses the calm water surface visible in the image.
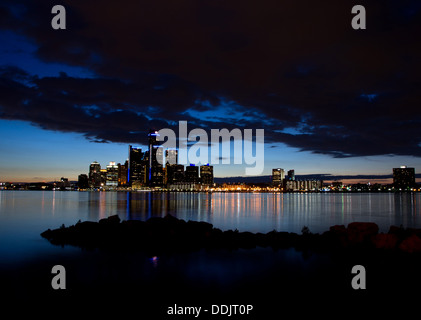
[1,190,420,264]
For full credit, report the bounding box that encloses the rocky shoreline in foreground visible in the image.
[41,214,421,256]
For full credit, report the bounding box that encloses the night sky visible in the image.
[0,0,420,182]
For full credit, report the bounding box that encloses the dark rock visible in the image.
[329,225,346,234]
[99,215,120,225]
[347,222,379,244]
[372,233,398,250]
[40,216,421,256]
[40,229,52,239]
[406,228,421,238]
[399,235,421,253]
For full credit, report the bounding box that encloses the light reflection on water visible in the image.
[0,191,421,264]
[121,191,421,233]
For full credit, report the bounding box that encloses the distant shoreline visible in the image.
[1,188,420,193]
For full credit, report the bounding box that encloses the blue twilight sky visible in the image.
[0,1,420,182]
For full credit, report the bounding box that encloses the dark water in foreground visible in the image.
[1,191,420,263]
[1,191,421,317]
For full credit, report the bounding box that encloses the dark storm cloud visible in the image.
[0,0,420,156]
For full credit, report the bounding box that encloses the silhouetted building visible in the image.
[287,169,295,181]
[59,177,70,190]
[78,174,89,190]
[89,161,101,188]
[185,164,199,183]
[272,168,285,186]
[147,130,164,187]
[148,147,164,186]
[393,166,416,189]
[128,145,146,187]
[147,130,158,181]
[200,164,214,186]
[166,164,185,185]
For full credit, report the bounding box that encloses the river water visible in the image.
[1,190,421,316]
[1,190,420,264]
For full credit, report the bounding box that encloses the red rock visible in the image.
[347,222,379,244]
[399,234,421,253]
[329,225,346,234]
[372,233,398,250]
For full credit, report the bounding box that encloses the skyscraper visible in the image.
[287,169,295,181]
[185,164,199,183]
[78,174,89,190]
[148,130,159,180]
[200,164,214,186]
[128,145,145,187]
[89,161,101,188]
[147,130,164,187]
[393,166,416,189]
[272,168,285,186]
[150,147,164,187]
[106,161,119,187]
[118,161,128,186]
[166,164,185,185]
[100,169,107,186]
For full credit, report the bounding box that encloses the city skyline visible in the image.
[0,120,420,184]
[0,1,421,183]
[0,123,420,184]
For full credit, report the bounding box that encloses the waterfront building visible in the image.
[118,161,128,186]
[284,179,322,191]
[128,145,146,187]
[100,169,107,187]
[166,164,185,185]
[287,169,295,181]
[185,164,200,183]
[168,182,202,191]
[106,162,119,188]
[78,174,89,190]
[200,164,214,186]
[393,166,416,189]
[146,130,164,187]
[272,168,285,186]
[89,161,101,188]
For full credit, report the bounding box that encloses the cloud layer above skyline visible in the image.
[0,0,420,159]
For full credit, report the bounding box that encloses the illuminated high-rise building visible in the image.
[118,161,128,186]
[128,145,146,187]
[393,166,416,189]
[166,164,185,185]
[272,168,285,186]
[287,169,295,181]
[185,164,199,183]
[200,164,214,186]
[106,162,119,187]
[89,161,101,188]
[147,130,164,187]
[100,169,107,186]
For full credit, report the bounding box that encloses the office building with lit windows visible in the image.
[272,168,285,186]
[393,166,416,189]
[200,164,214,186]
